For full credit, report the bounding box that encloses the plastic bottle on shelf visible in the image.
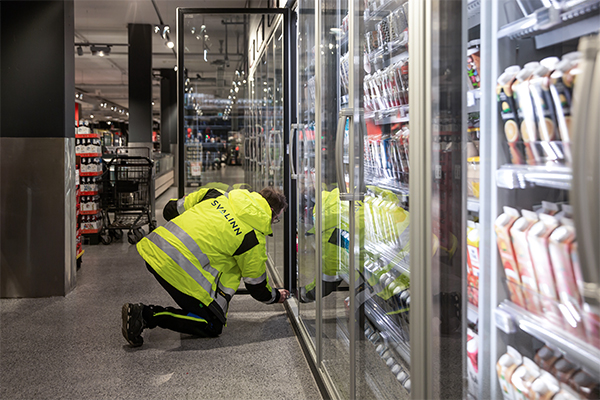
[512,63,541,165]
[551,358,578,385]
[497,346,523,400]
[530,371,560,400]
[494,207,527,307]
[567,369,600,399]
[497,65,525,165]
[533,345,562,373]
[511,357,541,400]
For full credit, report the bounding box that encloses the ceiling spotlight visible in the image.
[166,40,175,49]
[90,45,111,57]
[77,46,83,56]
[90,114,94,119]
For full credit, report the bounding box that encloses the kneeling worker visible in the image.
[122,186,289,347]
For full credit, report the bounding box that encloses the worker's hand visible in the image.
[277,289,290,303]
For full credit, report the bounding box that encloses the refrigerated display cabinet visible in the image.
[289,0,465,398]
[470,0,600,399]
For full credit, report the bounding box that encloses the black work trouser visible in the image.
[144,262,223,337]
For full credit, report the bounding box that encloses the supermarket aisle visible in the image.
[0,165,322,400]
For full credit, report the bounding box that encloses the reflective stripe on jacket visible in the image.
[137,188,278,323]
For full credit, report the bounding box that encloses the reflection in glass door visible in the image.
[177,8,287,285]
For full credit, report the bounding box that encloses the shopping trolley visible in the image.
[99,148,156,245]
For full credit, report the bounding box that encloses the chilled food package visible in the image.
[527,214,563,326]
[551,358,578,384]
[553,383,583,400]
[567,369,600,399]
[467,157,480,198]
[533,345,562,373]
[467,40,481,90]
[466,221,480,307]
[549,52,581,164]
[529,60,564,163]
[530,370,560,400]
[510,209,543,314]
[495,207,526,307]
[466,328,479,396]
[497,66,525,164]
[512,63,541,164]
[497,346,523,400]
[548,218,586,338]
[511,357,541,400]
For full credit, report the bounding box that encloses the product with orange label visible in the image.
[497,346,523,400]
[534,346,561,373]
[530,371,560,400]
[511,357,541,400]
[467,221,480,307]
[495,207,526,307]
[510,209,543,314]
[512,63,541,165]
[527,214,563,326]
[548,218,587,338]
[497,66,525,164]
[567,369,600,399]
[549,52,581,164]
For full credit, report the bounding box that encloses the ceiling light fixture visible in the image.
[166,40,175,49]
[90,45,111,57]
[77,46,83,56]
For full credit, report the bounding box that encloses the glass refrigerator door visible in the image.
[475,1,600,399]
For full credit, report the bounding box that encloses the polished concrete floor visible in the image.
[0,165,322,400]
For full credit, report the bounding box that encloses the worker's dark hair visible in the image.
[259,187,288,219]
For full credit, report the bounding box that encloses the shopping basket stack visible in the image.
[99,148,156,245]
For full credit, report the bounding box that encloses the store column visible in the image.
[128,23,153,150]
[0,0,77,297]
[159,68,177,155]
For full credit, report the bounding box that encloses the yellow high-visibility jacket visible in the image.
[137,188,279,323]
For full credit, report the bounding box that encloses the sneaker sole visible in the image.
[122,304,143,347]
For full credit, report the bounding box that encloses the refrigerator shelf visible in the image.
[497,300,600,378]
[497,0,600,43]
[495,164,572,190]
[467,0,481,29]
[467,197,480,213]
[365,177,409,195]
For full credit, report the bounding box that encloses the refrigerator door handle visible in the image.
[336,109,353,196]
[289,124,298,179]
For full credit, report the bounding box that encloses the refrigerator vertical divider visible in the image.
[408,0,434,398]
[314,0,323,369]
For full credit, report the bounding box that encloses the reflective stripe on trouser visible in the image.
[145,305,223,337]
[147,221,233,317]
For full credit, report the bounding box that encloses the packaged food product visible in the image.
[551,358,578,384]
[530,371,560,400]
[495,207,526,307]
[549,52,581,164]
[497,346,523,400]
[567,369,600,399]
[467,157,480,198]
[529,61,560,149]
[467,40,481,90]
[466,221,480,307]
[527,214,562,325]
[548,219,586,337]
[582,302,600,348]
[497,67,525,164]
[466,328,479,396]
[533,345,561,373]
[510,209,543,313]
[553,383,582,400]
[512,63,541,165]
[511,357,541,400]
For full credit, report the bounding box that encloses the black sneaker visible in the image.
[122,303,146,347]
